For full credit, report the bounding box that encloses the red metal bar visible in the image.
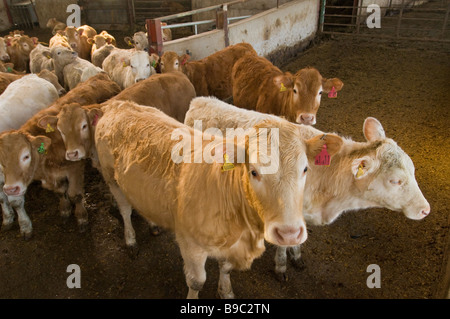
[147,18,163,56]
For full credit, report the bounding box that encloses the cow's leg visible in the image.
[59,192,72,220]
[218,260,235,299]
[149,221,161,236]
[0,190,15,231]
[274,246,288,281]
[67,165,88,232]
[289,245,305,270]
[177,236,207,299]
[9,195,32,240]
[108,182,137,255]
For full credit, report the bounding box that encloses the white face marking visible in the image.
[80,119,89,139]
[174,60,179,70]
[58,127,66,143]
[19,148,31,171]
[316,85,323,103]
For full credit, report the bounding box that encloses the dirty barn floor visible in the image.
[0,34,449,299]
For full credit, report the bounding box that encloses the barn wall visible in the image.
[0,1,11,32]
[34,0,78,29]
[163,0,318,60]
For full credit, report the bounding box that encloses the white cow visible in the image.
[0,74,58,132]
[30,44,54,74]
[185,97,431,279]
[102,48,158,89]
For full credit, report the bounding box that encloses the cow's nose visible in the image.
[70,43,77,48]
[1,55,9,61]
[298,114,315,125]
[58,88,66,96]
[421,205,431,217]
[135,78,145,83]
[66,150,79,160]
[3,185,21,196]
[274,225,306,246]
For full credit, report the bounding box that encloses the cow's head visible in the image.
[0,37,10,61]
[37,69,66,96]
[129,51,157,83]
[124,31,148,52]
[64,26,82,49]
[0,131,51,197]
[160,51,189,73]
[38,103,103,162]
[50,46,77,66]
[351,117,430,220]
[235,119,342,247]
[273,67,343,125]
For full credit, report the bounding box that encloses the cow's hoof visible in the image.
[274,270,288,282]
[150,225,162,236]
[291,258,306,271]
[22,231,33,241]
[78,222,89,233]
[1,223,14,232]
[218,290,235,299]
[126,243,139,259]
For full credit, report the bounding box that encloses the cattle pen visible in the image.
[0,0,448,306]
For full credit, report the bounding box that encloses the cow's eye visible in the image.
[135,42,139,45]
[390,180,402,185]
[146,64,150,67]
[82,124,87,130]
[293,89,297,94]
[22,154,30,161]
[303,166,308,173]
[251,170,258,178]
[319,91,323,95]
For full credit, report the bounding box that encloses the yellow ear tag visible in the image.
[128,41,133,46]
[46,55,51,59]
[45,123,55,133]
[222,153,235,172]
[356,164,364,178]
[280,83,287,92]
[123,61,127,67]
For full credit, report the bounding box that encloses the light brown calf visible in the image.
[232,54,344,125]
[6,35,38,72]
[64,25,97,60]
[160,43,256,99]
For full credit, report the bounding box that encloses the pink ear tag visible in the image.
[328,86,337,98]
[315,144,331,166]
[328,86,337,99]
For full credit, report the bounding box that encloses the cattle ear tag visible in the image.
[6,66,12,73]
[315,144,331,166]
[38,142,47,155]
[356,163,364,178]
[45,123,55,133]
[221,153,235,172]
[123,61,128,67]
[280,82,287,92]
[328,86,337,98]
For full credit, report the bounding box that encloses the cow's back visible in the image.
[232,53,281,111]
[96,101,184,228]
[111,72,196,122]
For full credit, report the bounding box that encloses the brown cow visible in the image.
[87,34,116,68]
[94,100,324,298]
[232,54,344,125]
[160,43,257,100]
[0,37,10,62]
[64,25,97,61]
[6,35,38,72]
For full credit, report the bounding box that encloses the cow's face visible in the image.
[0,131,51,197]
[130,51,153,83]
[51,46,77,65]
[65,26,81,49]
[160,51,183,73]
[274,68,343,125]
[0,37,10,61]
[242,120,311,247]
[352,118,430,220]
[133,32,149,52]
[38,104,102,161]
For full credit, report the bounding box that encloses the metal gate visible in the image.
[319,0,450,42]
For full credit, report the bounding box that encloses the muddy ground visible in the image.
[0,8,449,300]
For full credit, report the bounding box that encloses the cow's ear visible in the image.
[363,117,386,142]
[77,28,84,37]
[322,77,344,93]
[31,37,38,46]
[124,36,134,46]
[179,53,190,65]
[87,107,103,126]
[30,135,52,154]
[351,156,377,180]
[86,37,94,45]
[305,133,343,162]
[37,115,58,131]
[273,73,294,92]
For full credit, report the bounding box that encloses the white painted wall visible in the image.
[163,0,318,60]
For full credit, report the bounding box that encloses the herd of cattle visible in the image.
[0,24,431,299]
